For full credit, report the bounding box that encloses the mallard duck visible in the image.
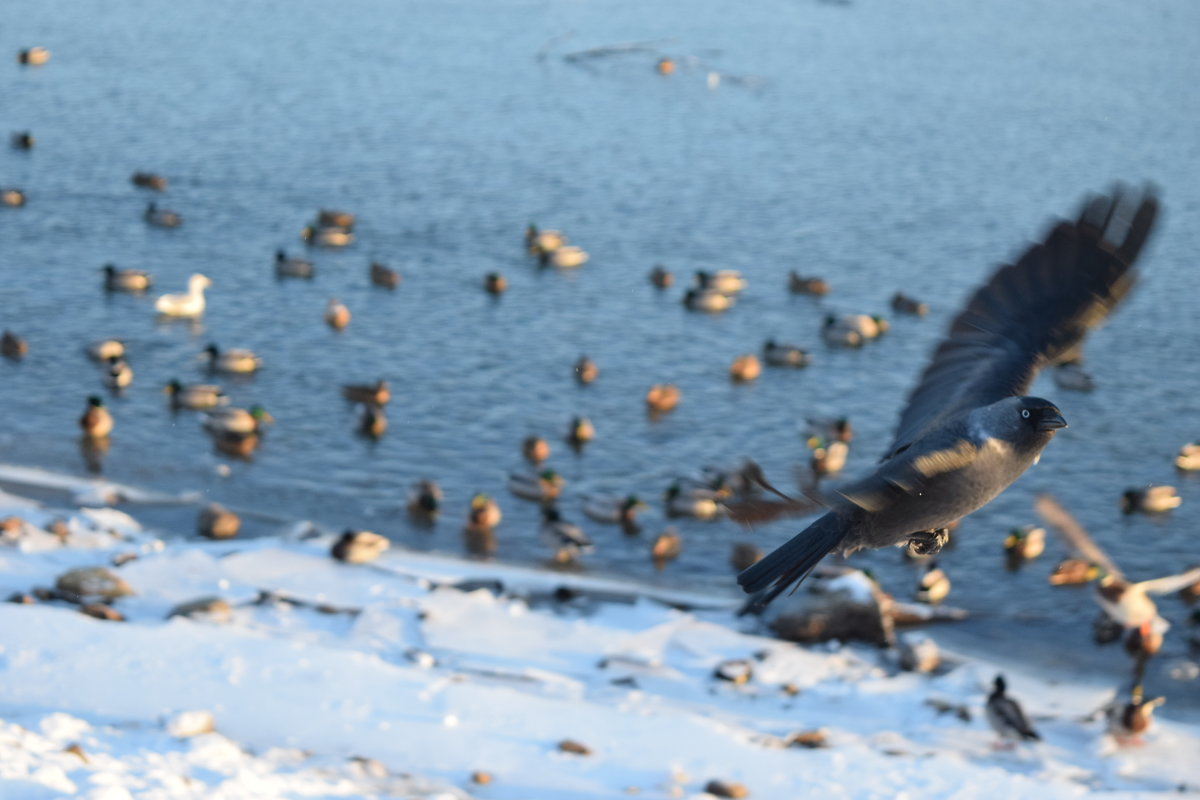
[645,383,680,413]
[2,330,28,360]
[664,482,722,519]
[102,356,133,391]
[407,480,442,520]
[301,225,353,247]
[806,416,852,443]
[155,274,210,317]
[656,57,675,75]
[808,437,848,476]
[508,469,564,503]
[370,262,400,288]
[1120,486,1180,514]
[342,380,390,405]
[890,292,929,316]
[358,403,387,438]
[583,495,647,529]
[131,172,167,191]
[203,344,260,374]
[79,396,113,438]
[1176,443,1200,471]
[649,265,673,288]
[201,404,273,436]
[484,272,507,294]
[729,354,761,382]
[331,530,389,564]
[522,435,550,464]
[762,339,811,368]
[325,298,351,330]
[210,430,259,459]
[144,202,181,228]
[915,562,950,605]
[102,264,152,292]
[317,209,355,229]
[574,356,598,384]
[1107,686,1165,745]
[466,492,502,531]
[730,542,763,572]
[197,503,240,539]
[822,314,886,347]
[164,379,226,410]
[651,527,682,567]
[566,416,594,447]
[986,676,1040,746]
[526,226,565,254]
[11,132,34,150]
[1048,558,1101,586]
[1053,360,1096,392]
[1,188,27,207]
[1003,525,1045,569]
[787,272,829,296]
[695,270,745,295]
[18,47,50,65]
[547,246,588,269]
[539,506,593,563]
[275,250,314,278]
[1123,620,1163,659]
[683,288,733,312]
[86,339,125,361]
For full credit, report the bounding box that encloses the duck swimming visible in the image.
[155,274,210,318]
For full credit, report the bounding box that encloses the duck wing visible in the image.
[1034,494,1124,580]
[1136,566,1200,595]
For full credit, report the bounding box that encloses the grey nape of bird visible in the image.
[987,675,1041,744]
[738,186,1159,610]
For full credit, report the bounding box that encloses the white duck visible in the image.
[155,274,211,318]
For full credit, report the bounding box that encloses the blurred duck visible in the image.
[890,292,929,316]
[342,379,390,405]
[1120,486,1180,514]
[466,492,502,531]
[1175,443,1200,471]
[915,562,950,605]
[370,261,400,288]
[762,339,811,368]
[649,265,673,288]
[986,676,1040,747]
[729,354,761,382]
[155,274,210,317]
[566,416,594,448]
[508,469,564,503]
[2,188,27,207]
[144,202,181,228]
[275,250,314,278]
[358,403,387,438]
[131,172,167,191]
[1004,525,1045,569]
[808,436,848,476]
[1124,620,1163,660]
[526,225,565,254]
[11,132,34,150]
[164,379,226,410]
[407,480,442,520]
[484,272,507,294]
[651,528,682,567]
[18,47,51,65]
[822,314,887,347]
[102,356,133,391]
[203,344,260,374]
[1053,359,1096,392]
[79,396,113,438]
[2,330,28,360]
[695,270,745,295]
[86,339,125,361]
[540,506,593,564]
[583,495,647,531]
[302,225,353,247]
[656,57,675,75]
[1107,686,1165,745]
[645,383,680,413]
[317,209,355,229]
[664,482,722,519]
[683,288,733,313]
[325,298,351,331]
[545,245,588,269]
[102,264,152,292]
[210,430,259,459]
[1048,558,1101,586]
[574,355,598,384]
[806,416,852,443]
[523,435,550,464]
[202,404,273,436]
[197,503,240,540]
[331,530,390,564]
[730,542,762,572]
[788,272,829,296]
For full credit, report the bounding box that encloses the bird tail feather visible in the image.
[737,512,847,609]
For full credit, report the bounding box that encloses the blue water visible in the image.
[3,0,1199,678]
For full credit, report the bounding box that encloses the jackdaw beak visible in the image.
[1037,411,1068,431]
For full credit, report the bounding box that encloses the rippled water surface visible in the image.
[3,0,1199,671]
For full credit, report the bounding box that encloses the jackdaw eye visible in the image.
[1021,409,1031,419]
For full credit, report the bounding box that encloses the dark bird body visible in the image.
[986,675,1041,744]
[739,187,1158,607]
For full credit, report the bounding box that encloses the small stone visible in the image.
[63,743,89,763]
[471,771,492,785]
[705,779,749,798]
[557,738,592,755]
[55,567,134,602]
[165,710,215,738]
[7,592,34,604]
[167,596,232,623]
[897,635,940,673]
[80,603,124,621]
[0,516,24,540]
[198,503,241,540]
[48,519,71,541]
[786,729,828,749]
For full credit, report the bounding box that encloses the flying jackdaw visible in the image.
[738,186,1159,608]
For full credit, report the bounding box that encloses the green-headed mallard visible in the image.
[144,201,181,228]
[683,288,733,312]
[762,339,811,368]
[1003,525,1045,569]
[915,562,950,605]
[275,250,314,278]
[164,379,226,410]
[201,404,272,436]
[325,298,351,330]
[466,492,502,532]
[822,314,886,347]
[645,383,680,413]
[155,274,210,317]
[79,395,112,438]
[131,172,167,191]
[508,469,564,503]
[566,416,594,448]
[102,356,133,391]
[695,269,745,295]
[664,482,721,519]
[788,272,828,296]
[370,261,400,288]
[197,503,240,539]
[407,480,442,520]
[342,379,390,405]
[522,435,550,464]
[890,292,929,317]
[1107,686,1164,745]
[203,343,260,374]
[583,495,647,529]
[86,339,125,361]
[649,265,673,288]
[484,272,507,294]
[11,132,34,150]
[540,505,593,564]
[301,225,353,247]
[358,403,387,438]
[808,436,847,476]
[1120,486,1180,514]
[1048,558,1101,586]
[2,330,28,360]
[805,416,852,443]
[18,47,50,66]
[526,226,565,255]
[331,530,389,564]
[729,354,761,382]
[102,264,152,292]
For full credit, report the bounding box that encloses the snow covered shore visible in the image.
[1,483,1198,799]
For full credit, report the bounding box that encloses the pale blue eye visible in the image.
[1021,409,1031,419]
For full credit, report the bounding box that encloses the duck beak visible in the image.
[1037,412,1067,431]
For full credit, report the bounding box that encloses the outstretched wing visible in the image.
[884,186,1159,459]
[1034,494,1124,580]
[1137,566,1200,596]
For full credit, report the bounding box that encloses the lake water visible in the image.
[3,0,1199,682]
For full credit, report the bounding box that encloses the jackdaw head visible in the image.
[1016,397,1068,433]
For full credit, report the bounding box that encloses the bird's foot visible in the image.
[906,528,951,558]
